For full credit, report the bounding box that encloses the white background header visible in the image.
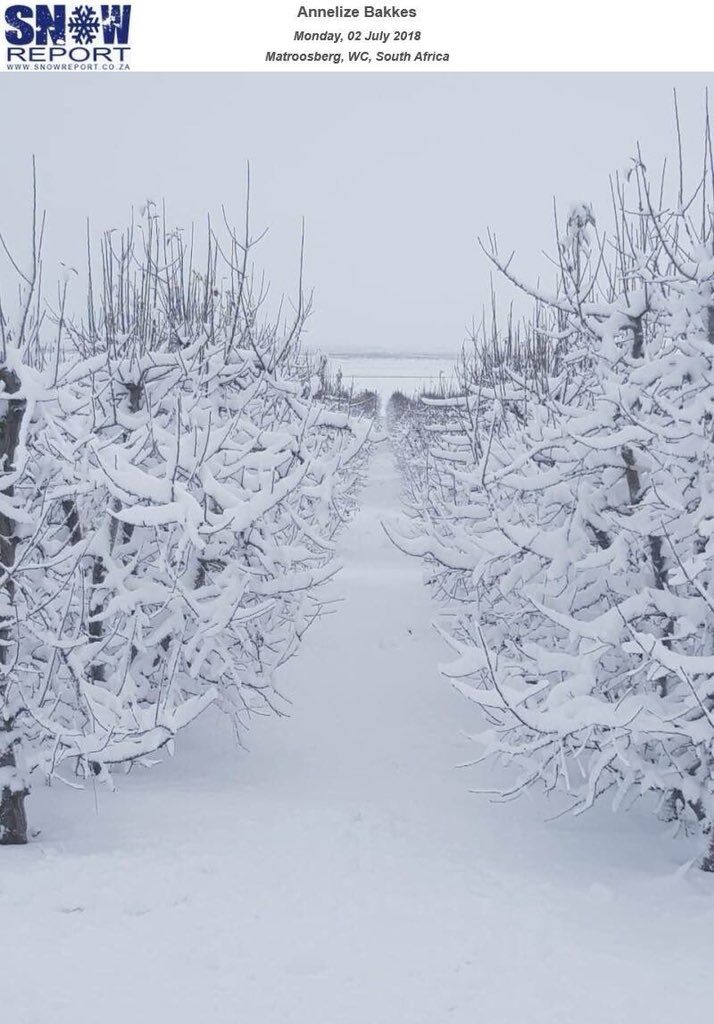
[105,0,714,72]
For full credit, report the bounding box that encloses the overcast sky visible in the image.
[2,74,713,355]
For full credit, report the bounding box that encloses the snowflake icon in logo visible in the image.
[68,5,100,44]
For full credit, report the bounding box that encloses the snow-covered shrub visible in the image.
[56,214,370,742]
[386,381,468,522]
[0,170,106,844]
[390,131,714,871]
[310,353,380,418]
[1,190,371,843]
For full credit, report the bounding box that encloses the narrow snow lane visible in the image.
[3,441,713,1024]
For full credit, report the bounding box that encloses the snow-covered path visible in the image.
[3,441,713,1023]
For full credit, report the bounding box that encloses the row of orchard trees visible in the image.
[0,171,370,844]
[389,121,714,870]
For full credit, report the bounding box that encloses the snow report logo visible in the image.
[4,4,131,69]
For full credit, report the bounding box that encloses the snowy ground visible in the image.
[3,441,713,1024]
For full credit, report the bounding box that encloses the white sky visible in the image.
[1,73,713,354]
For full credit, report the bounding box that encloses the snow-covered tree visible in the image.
[1,179,371,843]
[390,121,714,871]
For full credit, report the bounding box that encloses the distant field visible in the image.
[327,354,458,407]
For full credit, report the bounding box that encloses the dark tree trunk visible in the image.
[88,554,107,683]
[0,366,28,845]
[623,317,674,695]
[0,720,27,844]
[702,832,714,873]
[62,498,108,686]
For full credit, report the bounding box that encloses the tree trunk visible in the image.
[0,366,28,845]
[701,831,714,873]
[623,317,674,695]
[0,720,27,844]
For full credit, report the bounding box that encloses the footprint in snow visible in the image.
[123,904,151,917]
